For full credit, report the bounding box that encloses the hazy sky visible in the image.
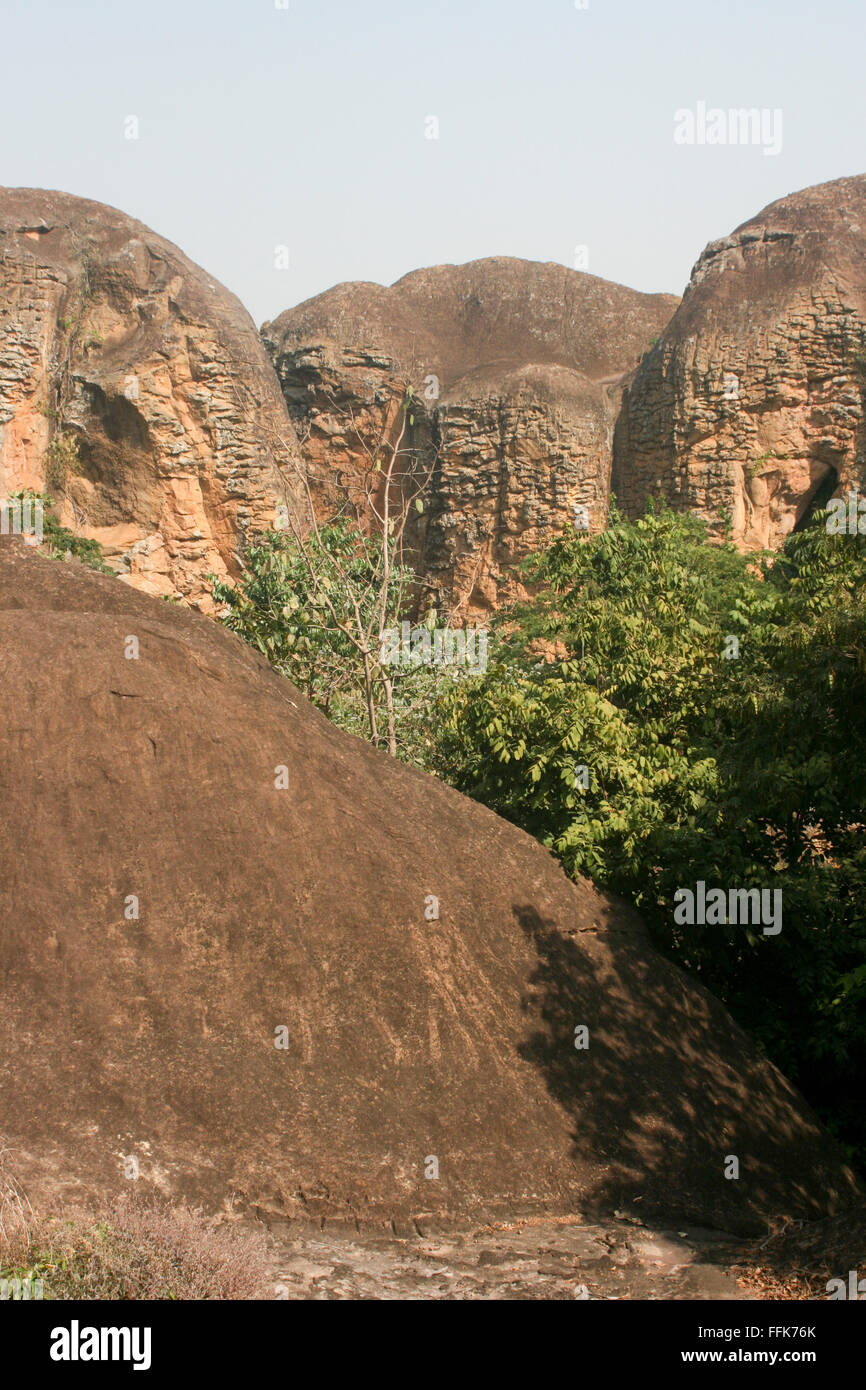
[3,0,864,325]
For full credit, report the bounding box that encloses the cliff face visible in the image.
[0,188,301,605]
[613,175,866,547]
[264,259,678,617]
[1,537,859,1231]
[5,178,865,614]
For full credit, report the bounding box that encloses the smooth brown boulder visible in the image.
[0,540,859,1232]
[613,174,866,546]
[264,259,678,617]
[0,188,301,606]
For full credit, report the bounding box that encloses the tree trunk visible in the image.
[383,674,397,758]
[363,650,379,746]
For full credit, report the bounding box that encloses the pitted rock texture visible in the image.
[0,188,301,606]
[264,260,677,616]
[0,539,859,1234]
[613,175,866,547]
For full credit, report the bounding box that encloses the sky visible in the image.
[2,0,864,326]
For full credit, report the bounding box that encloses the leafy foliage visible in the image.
[6,490,110,572]
[213,523,466,766]
[433,502,866,1162]
[43,430,82,492]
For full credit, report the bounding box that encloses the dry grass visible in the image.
[0,1144,34,1245]
[731,1206,866,1300]
[0,1148,272,1300]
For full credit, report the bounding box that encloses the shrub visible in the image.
[44,430,82,493]
[5,490,111,572]
[0,1156,271,1300]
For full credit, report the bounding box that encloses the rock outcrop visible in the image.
[613,175,866,546]
[0,188,301,605]
[264,260,678,616]
[5,177,866,615]
[0,538,859,1233]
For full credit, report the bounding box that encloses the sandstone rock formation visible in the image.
[4,177,866,618]
[264,260,678,617]
[0,538,858,1233]
[613,175,866,546]
[0,188,301,606]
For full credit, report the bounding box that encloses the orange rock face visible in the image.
[264,259,678,618]
[0,188,302,607]
[613,175,866,547]
[4,178,866,615]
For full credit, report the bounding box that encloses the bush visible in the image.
[5,490,111,572]
[44,430,82,493]
[213,522,463,766]
[0,1157,271,1300]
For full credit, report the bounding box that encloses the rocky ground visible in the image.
[266,1215,765,1301]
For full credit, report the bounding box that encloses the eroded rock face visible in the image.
[0,188,301,605]
[613,175,866,546]
[264,260,678,616]
[0,539,859,1232]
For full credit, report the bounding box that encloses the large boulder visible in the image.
[613,174,866,546]
[0,540,858,1233]
[0,188,302,606]
[264,259,678,617]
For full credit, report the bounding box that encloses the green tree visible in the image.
[213,521,466,766]
[433,501,866,1160]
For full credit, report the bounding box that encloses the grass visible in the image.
[0,1148,272,1301]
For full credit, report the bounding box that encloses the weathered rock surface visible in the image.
[613,175,866,546]
[0,540,859,1233]
[4,177,866,614]
[264,260,677,616]
[0,188,301,606]
[266,1215,749,1300]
